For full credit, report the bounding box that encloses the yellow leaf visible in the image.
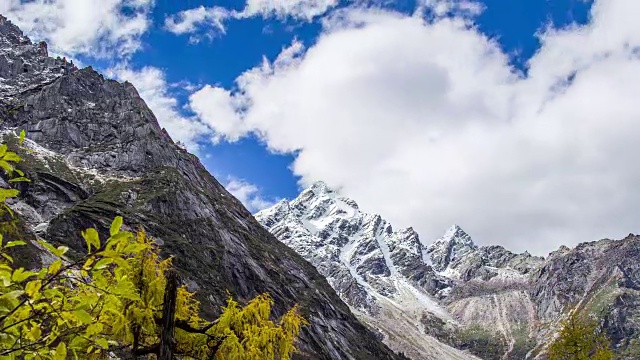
[54,342,67,360]
[27,323,41,341]
[85,322,103,336]
[19,129,25,146]
[0,160,12,174]
[4,240,26,248]
[1,253,14,263]
[96,337,109,349]
[8,177,30,183]
[110,216,123,236]
[93,258,113,270]
[2,152,21,163]
[48,260,63,275]
[55,246,68,257]
[82,228,101,252]
[73,309,93,324]
[25,280,42,298]
[12,268,36,282]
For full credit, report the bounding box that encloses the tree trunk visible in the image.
[159,269,178,360]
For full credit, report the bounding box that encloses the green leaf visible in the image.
[14,169,24,177]
[25,279,42,298]
[73,309,94,324]
[93,258,113,270]
[122,242,147,254]
[2,152,21,163]
[19,129,25,146]
[48,259,63,275]
[105,231,133,250]
[12,268,36,282]
[85,322,103,336]
[0,188,20,202]
[36,239,67,257]
[0,144,7,158]
[8,177,30,183]
[0,290,24,302]
[0,160,12,174]
[110,216,123,236]
[37,239,59,255]
[96,337,109,349]
[1,253,13,263]
[55,246,69,256]
[54,341,67,360]
[4,240,26,248]
[82,228,101,252]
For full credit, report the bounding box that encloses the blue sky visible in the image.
[5,0,640,255]
[124,0,593,203]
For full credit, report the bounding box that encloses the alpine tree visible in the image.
[548,312,613,360]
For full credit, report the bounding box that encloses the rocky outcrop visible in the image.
[529,235,640,358]
[0,15,402,360]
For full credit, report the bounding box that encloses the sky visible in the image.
[2,0,639,256]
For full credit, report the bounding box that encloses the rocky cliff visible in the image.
[0,14,403,360]
[257,181,640,360]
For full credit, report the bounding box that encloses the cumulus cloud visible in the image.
[188,85,247,143]
[164,5,231,42]
[186,0,640,255]
[417,0,485,18]
[242,0,339,20]
[225,178,277,213]
[165,0,338,38]
[106,66,209,151]
[0,0,153,58]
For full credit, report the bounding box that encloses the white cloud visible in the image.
[189,85,247,143]
[164,0,338,38]
[187,0,640,255]
[241,0,339,20]
[225,178,277,213]
[0,0,153,58]
[164,5,231,42]
[106,66,209,151]
[416,0,484,18]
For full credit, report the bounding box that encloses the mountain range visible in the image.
[256,181,640,359]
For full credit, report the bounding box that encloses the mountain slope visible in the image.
[257,181,640,359]
[0,15,402,360]
[256,182,479,359]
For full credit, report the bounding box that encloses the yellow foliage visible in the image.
[0,136,307,359]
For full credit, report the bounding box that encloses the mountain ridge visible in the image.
[257,181,640,359]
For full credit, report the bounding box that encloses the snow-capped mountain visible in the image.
[256,182,471,359]
[257,181,640,360]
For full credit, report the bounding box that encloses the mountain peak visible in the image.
[442,224,475,247]
[426,224,477,272]
[308,180,333,194]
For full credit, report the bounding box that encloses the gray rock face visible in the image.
[529,235,640,358]
[0,15,402,360]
